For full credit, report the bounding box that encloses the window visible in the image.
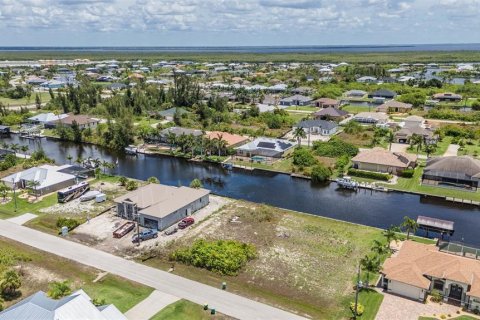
[433,280,444,291]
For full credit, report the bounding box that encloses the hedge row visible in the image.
[347,168,392,181]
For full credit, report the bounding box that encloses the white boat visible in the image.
[125,145,138,155]
[80,190,102,202]
[336,176,359,190]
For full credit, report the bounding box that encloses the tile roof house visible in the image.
[376,100,413,113]
[394,126,436,144]
[422,156,480,190]
[0,289,126,320]
[313,107,349,121]
[381,241,480,311]
[351,148,417,174]
[313,98,340,108]
[293,119,338,136]
[49,114,100,129]
[235,137,295,159]
[205,131,249,147]
[433,92,463,102]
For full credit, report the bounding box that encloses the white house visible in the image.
[293,119,338,136]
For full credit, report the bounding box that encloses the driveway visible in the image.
[0,220,306,320]
[376,291,461,320]
[389,143,409,153]
[125,290,179,320]
[444,144,460,157]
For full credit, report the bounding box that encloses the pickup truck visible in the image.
[178,217,195,229]
[132,229,158,243]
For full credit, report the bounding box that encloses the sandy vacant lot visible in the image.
[70,195,231,257]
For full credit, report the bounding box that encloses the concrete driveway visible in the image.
[389,143,409,153]
[0,220,306,320]
[376,291,461,320]
[444,144,460,157]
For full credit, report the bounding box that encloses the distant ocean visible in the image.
[0,43,479,53]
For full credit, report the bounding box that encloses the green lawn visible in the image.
[341,104,375,114]
[233,157,294,173]
[149,299,232,320]
[0,237,153,311]
[419,316,478,320]
[285,106,318,112]
[381,166,480,202]
[406,137,453,157]
[0,193,58,219]
[356,289,384,320]
[0,92,52,106]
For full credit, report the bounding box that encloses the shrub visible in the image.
[147,176,159,184]
[125,180,138,191]
[335,155,350,172]
[430,289,443,303]
[118,176,128,186]
[170,239,257,275]
[349,302,364,316]
[313,137,359,158]
[401,169,415,178]
[0,269,21,297]
[347,168,392,181]
[47,281,71,299]
[56,218,80,231]
[292,147,317,167]
[311,164,332,183]
[190,179,203,189]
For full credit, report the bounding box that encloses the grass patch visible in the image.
[149,299,233,320]
[341,105,374,114]
[0,92,52,106]
[0,193,58,219]
[354,289,384,320]
[285,106,318,112]
[0,237,153,310]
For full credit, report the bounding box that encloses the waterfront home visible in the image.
[27,112,68,126]
[394,126,436,144]
[381,241,480,311]
[422,156,480,190]
[1,164,77,196]
[368,89,397,100]
[279,95,312,106]
[313,98,340,108]
[48,114,99,129]
[156,107,188,121]
[293,119,338,136]
[351,148,417,175]
[157,127,203,143]
[433,92,463,102]
[313,107,349,121]
[344,90,367,98]
[376,100,413,113]
[235,137,295,159]
[114,184,209,231]
[0,289,126,320]
[205,131,249,148]
[352,112,389,125]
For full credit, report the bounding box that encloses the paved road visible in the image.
[125,290,179,320]
[0,220,306,320]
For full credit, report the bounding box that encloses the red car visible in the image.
[178,217,195,229]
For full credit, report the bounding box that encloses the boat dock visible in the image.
[445,197,480,206]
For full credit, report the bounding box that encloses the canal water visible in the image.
[3,135,480,246]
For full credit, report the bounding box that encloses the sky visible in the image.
[0,0,479,46]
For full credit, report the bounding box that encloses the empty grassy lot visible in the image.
[0,237,153,311]
[142,200,386,319]
[149,300,234,320]
[0,92,52,106]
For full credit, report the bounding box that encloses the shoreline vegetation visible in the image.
[1,50,480,63]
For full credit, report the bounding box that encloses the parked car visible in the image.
[164,227,178,236]
[178,217,195,229]
[132,229,158,243]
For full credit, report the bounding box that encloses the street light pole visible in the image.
[354,263,362,320]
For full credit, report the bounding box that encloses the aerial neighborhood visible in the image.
[1,52,480,320]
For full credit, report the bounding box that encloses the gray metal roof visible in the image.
[295,119,338,130]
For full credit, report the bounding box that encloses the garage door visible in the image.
[144,218,159,230]
[389,280,425,300]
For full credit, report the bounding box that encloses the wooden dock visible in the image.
[445,197,480,206]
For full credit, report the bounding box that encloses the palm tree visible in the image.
[9,143,19,154]
[1,142,9,150]
[410,134,424,157]
[360,254,381,287]
[20,145,29,158]
[382,226,400,250]
[401,216,419,240]
[293,127,307,147]
[0,182,10,202]
[166,132,177,151]
[75,157,84,167]
[424,144,437,159]
[101,160,112,174]
[387,131,394,151]
[371,239,388,255]
[27,180,41,200]
[0,269,21,296]
[66,154,73,164]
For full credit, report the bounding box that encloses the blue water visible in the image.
[1,43,480,53]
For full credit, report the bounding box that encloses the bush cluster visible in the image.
[313,138,359,158]
[170,239,257,275]
[347,168,392,181]
[292,147,317,167]
[56,217,80,231]
[311,164,332,183]
[401,169,415,178]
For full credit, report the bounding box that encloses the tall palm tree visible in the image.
[0,182,10,202]
[75,157,84,167]
[387,131,394,151]
[293,127,307,147]
[27,180,41,200]
[371,239,388,255]
[66,154,73,165]
[20,145,29,158]
[410,134,424,157]
[401,216,419,240]
[9,143,19,154]
[382,226,399,250]
[166,132,177,151]
[360,254,381,287]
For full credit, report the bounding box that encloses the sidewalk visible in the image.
[125,290,180,320]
